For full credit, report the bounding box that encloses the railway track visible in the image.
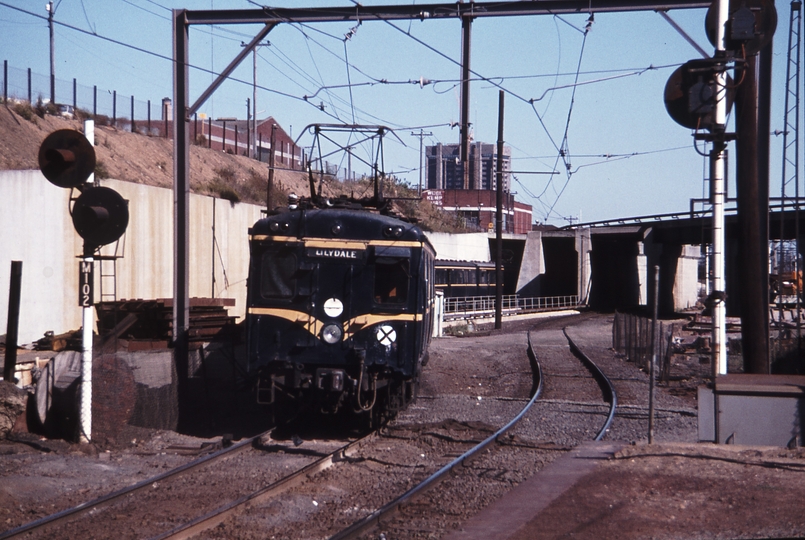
[563,327,617,440]
[152,434,373,540]
[0,434,254,539]
[327,318,620,540]
[0,431,368,539]
[327,331,546,540]
[1,314,621,539]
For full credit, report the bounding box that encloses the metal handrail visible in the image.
[443,294,581,317]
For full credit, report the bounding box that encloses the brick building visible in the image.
[151,99,302,169]
[424,189,532,235]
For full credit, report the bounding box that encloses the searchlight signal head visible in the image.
[704,0,776,56]
[664,59,734,130]
[38,129,96,188]
[71,186,129,249]
[39,129,129,249]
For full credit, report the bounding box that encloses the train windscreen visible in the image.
[261,251,297,298]
[374,257,409,304]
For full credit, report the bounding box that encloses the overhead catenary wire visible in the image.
[339,5,639,215]
[358,10,673,218]
[542,15,593,222]
[117,0,168,20]
[4,0,702,218]
[0,0,352,124]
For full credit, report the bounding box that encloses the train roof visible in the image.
[250,206,434,249]
[435,260,497,269]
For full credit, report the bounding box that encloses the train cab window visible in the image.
[374,257,409,304]
[260,251,297,298]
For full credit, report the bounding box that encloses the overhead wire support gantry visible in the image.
[775,0,802,349]
[170,0,712,384]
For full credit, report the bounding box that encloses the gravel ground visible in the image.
[204,326,544,539]
[3,311,803,539]
[564,314,699,444]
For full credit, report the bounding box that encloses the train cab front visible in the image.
[246,210,425,419]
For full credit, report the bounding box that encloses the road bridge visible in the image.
[478,205,805,317]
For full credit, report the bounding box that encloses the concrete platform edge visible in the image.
[443,441,625,540]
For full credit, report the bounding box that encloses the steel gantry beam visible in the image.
[182,1,710,25]
[171,0,710,373]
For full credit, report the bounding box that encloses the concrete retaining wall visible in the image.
[0,170,263,344]
[673,245,701,311]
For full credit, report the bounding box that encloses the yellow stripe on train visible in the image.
[248,307,421,341]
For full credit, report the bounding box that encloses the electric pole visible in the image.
[246,98,251,153]
[241,41,270,160]
[411,129,432,195]
[460,10,472,190]
[47,1,55,104]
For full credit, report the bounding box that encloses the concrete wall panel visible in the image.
[1,171,262,344]
[425,232,490,262]
[1,171,82,344]
[674,245,701,311]
[98,179,174,302]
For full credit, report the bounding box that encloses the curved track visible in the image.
[2,318,619,540]
[326,331,544,540]
[563,327,618,440]
[328,326,619,540]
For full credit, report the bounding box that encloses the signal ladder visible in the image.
[95,236,125,303]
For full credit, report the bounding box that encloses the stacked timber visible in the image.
[95,297,238,343]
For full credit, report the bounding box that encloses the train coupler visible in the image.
[316,368,345,393]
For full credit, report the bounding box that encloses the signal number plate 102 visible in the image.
[79,260,93,307]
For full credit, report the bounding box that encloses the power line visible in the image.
[541,15,593,220]
[116,0,167,21]
[136,0,171,12]
[0,1,347,122]
[257,47,400,127]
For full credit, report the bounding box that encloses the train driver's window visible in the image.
[261,251,297,298]
[374,257,409,304]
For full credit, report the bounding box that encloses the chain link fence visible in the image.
[2,60,164,131]
[612,311,677,382]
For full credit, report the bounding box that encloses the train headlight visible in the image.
[321,324,343,344]
[376,325,396,346]
[383,225,404,238]
[268,221,289,233]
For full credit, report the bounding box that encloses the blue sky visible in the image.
[0,0,797,225]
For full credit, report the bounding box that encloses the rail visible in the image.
[330,326,619,538]
[1,429,375,540]
[563,328,617,441]
[444,294,581,319]
[0,433,260,539]
[328,331,544,540]
[152,435,374,540]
